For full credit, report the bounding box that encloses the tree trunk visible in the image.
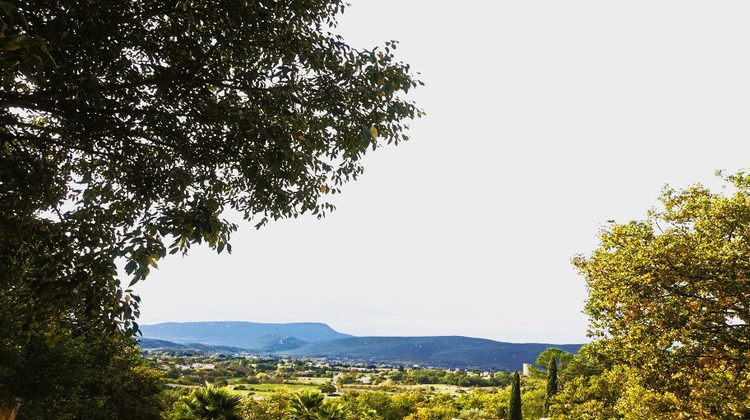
[0,399,20,420]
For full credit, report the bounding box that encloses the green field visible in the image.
[229,383,321,397]
[291,377,330,385]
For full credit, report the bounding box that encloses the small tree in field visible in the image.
[319,381,337,395]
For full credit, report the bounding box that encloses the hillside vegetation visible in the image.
[140,322,583,372]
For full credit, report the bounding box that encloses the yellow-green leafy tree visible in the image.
[573,172,750,419]
[548,345,624,420]
[240,389,291,420]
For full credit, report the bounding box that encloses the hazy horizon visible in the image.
[134,1,750,344]
[138,319,587,345]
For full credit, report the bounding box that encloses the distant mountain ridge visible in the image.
[139,338,250,354]
[280,336,583,371]
[140,321,351,352]
[139,321,584,371]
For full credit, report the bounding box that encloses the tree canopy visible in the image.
[572,172,750,418]
[1,323,164,420]
[1,0,421,415]
[534,347,572,374]
[0,0,421,338]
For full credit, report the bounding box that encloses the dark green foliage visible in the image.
[1,0,420,414]
[2,324,163,419]
[318,381,337,395]
[0,0,421,346]
[543,357,558,416]
[535,347,573,374]
[508,371,522,420]
[558,343,608,383]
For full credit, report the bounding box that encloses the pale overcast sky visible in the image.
[134,1,750,343]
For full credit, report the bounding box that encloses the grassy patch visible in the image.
[230,383,320,397]
[292,377,331,385]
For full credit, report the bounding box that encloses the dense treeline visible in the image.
[1,330,165,419]
[5,342,556,419]
[151,349,560,419]
[239,389,514,420]
[164,382,546,420]
[388,368,512,388]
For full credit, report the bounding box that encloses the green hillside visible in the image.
[138,338,250,354]
[139,322,583,371]
[281,336,583,371]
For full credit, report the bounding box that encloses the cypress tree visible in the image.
[544,357,559,416]
[508,371,523,420]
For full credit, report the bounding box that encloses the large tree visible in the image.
[0,0,420,414]
[1,322,164,420]
[0,0,420,338]
[574,172,750,418]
